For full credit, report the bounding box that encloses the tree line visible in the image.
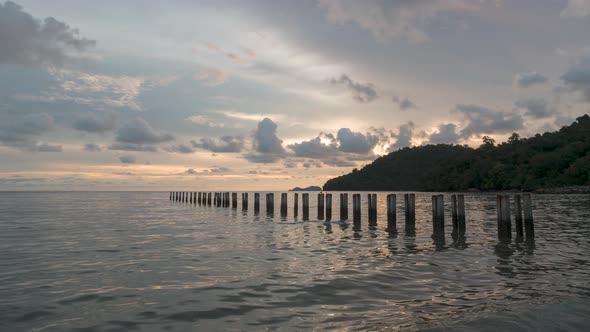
[323,114,590,192]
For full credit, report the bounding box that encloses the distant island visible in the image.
[324,115,590,192]
[289,186,322,191]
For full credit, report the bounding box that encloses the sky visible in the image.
[1,0,590,191]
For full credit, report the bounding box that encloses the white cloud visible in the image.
[561,0,590,18]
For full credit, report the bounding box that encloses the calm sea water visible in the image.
[0,191,589,331]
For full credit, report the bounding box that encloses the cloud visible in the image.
[108,143,158,152]
[457,104,524,138]
[84,143,102,152]
[115,117,174,145]
[244,118,286,163]
[513,72,548,88]
[337,128,379,153]
[185,115,227,128]
[562,54,590,101]
[0,112,55,149]
[429,123,460,144]
[0,1,95,67]
[191,135,244,153]
[289,136,338,159]
[166,144,195,154]
[35,142,62,152]
[318,0,479,43]
[194,67,228,86]
[73,110,118,133]
[119,155,136,164]
[219,110,286,122]
[330,74,378,103]
[184,168,198,175]
[393,96,417,110]
[390,122,415,151]
[561,0,590,18]
[514,99,554,119]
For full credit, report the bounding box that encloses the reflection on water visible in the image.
[0,191,589,331]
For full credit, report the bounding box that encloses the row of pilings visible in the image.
[169,191,534,239]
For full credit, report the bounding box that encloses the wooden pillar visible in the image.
[266,193,274,213]
[254,193,260,213]
[325,193,332,221]
[242,193,248,210]
[457,194,466,234]
[280,193,288,217]
[432,194,444,234]
[294,193,299,217]
[514,194,524,238]
[232,192,238,209]
[197,192,201,205]
[451,195,458,232]
[207,192,211,206]
[340,193,348,220]
[404,193,416,230]
[496,195,512,239]
[302,193,309,220]
[523,194,534,239]
[387,194,396,231]
[371,193,377,224]
[317,193,325,220]
[352,194,361,224]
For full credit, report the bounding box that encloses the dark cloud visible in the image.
[73,111,118,133]
[457,104,524,138]
[514,99,553,119]
[337,128,379,153]
[288,129,384,167]
[0,1,95,67]
[245,118,286,163]
[84,143,102,152]
[429,123,460,144]
[330,74,378,103]
[562,54,590,101]
[115,117,174,145]
[389,122,415,151]
[392,96,416,110]
[119,155,136,164]
[210,167,231,173]
[514,72,548,88]
[108,143,158,152]
[33,142,62,152]
[184,168,197,175]
[0,112,55,149]
[192,135,244,153]
[288,136,338,159]
[166,144,195,154]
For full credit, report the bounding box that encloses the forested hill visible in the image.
[323,115,590,192]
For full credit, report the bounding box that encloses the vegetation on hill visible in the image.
[323,115,590,192]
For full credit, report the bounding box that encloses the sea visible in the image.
[0,191,589,331]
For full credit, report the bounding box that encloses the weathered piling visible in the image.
[281,193,288,217]
[451,195,459,234]
[197,192,201,205]
[496,195,512,239]
[232,192,238,209]
[294,193,299,217]
[190,192,193,204]
[432,194,444,234]
[242,193,248,210]
[302,193,309,220]
[254,193,260,213]
[266,193,274,213]
[387,194,396,231]
[404,194,416,233]
[353,194,361,223]
[326,193,332,221]
[183,192,187,203]
[207,192,211,206]
[367,193,377,224]
[457,194,465,233]
[523,194,534,239]
[317,193,325,220]
[225,192,231,207]
[340,193,348,220]
[514,194,524,238]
